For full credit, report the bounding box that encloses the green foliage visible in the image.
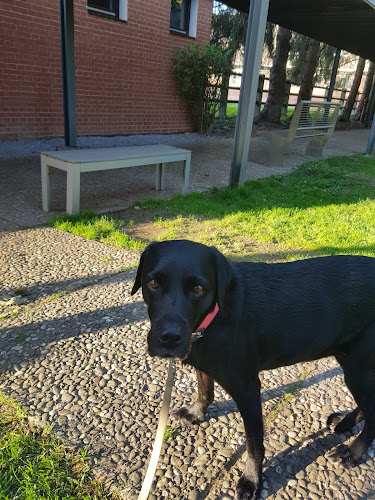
[173,43,230,135]
[48,212,144,250]
[0,394,112,499]
[288,34,309,83]
[263,22,277,58]
[211,4,248,56]
[288,34,335,85]
[163,426,178,442]
[264,369,310,427]
[14,334,25,344]
[316,43,336,85]
[143,155,375,258]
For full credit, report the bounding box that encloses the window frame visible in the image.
[170,0,192,36]
[87,0,119,18]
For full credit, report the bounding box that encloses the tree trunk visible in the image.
[296,38,320,103]
[218,73,230,118]
[256,26,291,124]
[355,61,375,121]
[340,56,366,122]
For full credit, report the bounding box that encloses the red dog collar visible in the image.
[191,303,219,342]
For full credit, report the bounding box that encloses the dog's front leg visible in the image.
[173,369,214,425]
[232,377,264,500]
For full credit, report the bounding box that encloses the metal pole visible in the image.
[364,81,375,129]
[365,83,375,156]
[326,48,341,102]
[229,0,270,187]
[60,0,77,147]
[366,117,375,156]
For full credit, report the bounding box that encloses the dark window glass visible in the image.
[170,0,191,34]
[88,0,118,15]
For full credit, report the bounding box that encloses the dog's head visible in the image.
[131,240,232,359]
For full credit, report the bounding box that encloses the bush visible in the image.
[173,44,230,135]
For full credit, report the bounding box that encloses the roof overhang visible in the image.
[222,0,375,61]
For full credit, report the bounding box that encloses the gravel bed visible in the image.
[0,227,139,316]
[0,133,208,159]
[1,227,375,499]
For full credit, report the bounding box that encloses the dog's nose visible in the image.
[159,328,182,347]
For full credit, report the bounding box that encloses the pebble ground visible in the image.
[1,226,375,499]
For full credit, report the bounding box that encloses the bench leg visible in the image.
[66,166,81,215]
[305,136,328,158]
[156,163,166,191]
[182,153,191,195]
[41,156,51,212]
[266,137,290,166]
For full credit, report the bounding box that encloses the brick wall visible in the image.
[0,0,213,140]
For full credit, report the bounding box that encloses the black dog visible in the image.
[131,240,375,500]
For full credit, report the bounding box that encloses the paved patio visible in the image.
[0,128,370,231]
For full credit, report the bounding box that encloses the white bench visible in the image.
[41,145,191,214]
[259,100,341,165]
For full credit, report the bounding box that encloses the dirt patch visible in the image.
[125,220,164,242]
[111,206,170,244]
[110,207,320,263]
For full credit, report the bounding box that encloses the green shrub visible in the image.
[173,44,230,135]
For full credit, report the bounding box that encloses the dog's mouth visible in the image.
[147,339,192,360]
[147,318,192,360]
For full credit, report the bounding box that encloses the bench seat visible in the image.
[41,145,191,214]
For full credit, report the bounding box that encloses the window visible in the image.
[170,0,191,35]
[88,0,119,16]
[87,0,127,20]
[170,0,198,37]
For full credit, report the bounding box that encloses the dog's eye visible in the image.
[148,279,159,290]
[193,285,204,295]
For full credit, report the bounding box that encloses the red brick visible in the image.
[1,0,213,139]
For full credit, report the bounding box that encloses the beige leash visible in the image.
[137,359,176,500]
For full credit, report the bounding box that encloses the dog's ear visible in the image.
[209,246,232,308]
[131,242,157,295]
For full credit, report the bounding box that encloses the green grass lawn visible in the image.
[0,394,114,499]
[225,102,238,116]
[50,154,375,261]
[47,212,143,250]
[143,154,375,259]
[225,103,295,121]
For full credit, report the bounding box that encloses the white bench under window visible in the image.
[41,145,191,214]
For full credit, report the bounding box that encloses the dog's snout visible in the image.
[159,328,182,347]
[149,313,190,358]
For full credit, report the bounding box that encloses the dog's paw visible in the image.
[327,411,358,433]
[235,476,260,500]
[171,404,203,426]
[327,412,343,429]
[327,412,351,433]
[326,444,354,467]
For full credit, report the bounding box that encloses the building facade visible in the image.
[0,0,213,140]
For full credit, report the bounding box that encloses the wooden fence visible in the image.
[225,74,362,118]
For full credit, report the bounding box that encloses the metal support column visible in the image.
[364,81,375,129]
[326,49,341,102]
[60,0,77,147]
[366,117,375,156]
[229,0,270,187]
[365,81,375,155]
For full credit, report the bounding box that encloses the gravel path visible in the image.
[1,227,375,499]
